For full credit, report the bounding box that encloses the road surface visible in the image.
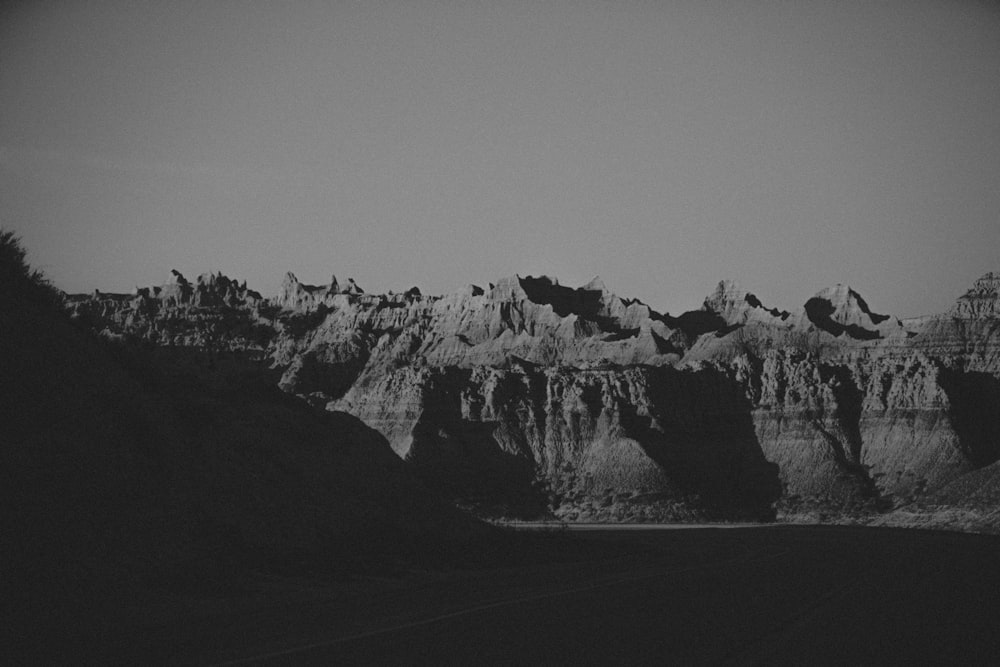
[35,525,1000,665]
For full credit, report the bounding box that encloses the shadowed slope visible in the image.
[0,232,491,655]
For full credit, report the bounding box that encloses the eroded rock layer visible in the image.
[68,269,1000,525]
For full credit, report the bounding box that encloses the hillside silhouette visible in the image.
[0,231,500,659]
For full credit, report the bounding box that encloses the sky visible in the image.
[2,0,999,317]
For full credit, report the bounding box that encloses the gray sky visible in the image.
[2,0,999,317]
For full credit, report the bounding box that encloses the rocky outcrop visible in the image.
[735,351,967,512]
[67,269,1000,525]
[951,272,1000,319]
[800,283,903,340]
[334,362,781,519]
[701,280,790,328]
[275,272,367,311]
[66,270,269,353]
[901,274,1000,375]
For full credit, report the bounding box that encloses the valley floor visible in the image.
[18,525,1000,666]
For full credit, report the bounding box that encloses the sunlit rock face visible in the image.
[68,270,1000,523]
[951,272,1000,319]
[333,362,781,520]
[66,270,267,351]
[897,273,1000,376]
[701,279,791,328]
[736,350,967,506]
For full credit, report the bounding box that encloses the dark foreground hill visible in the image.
[0,232,507,656]
[68,264,1000,530]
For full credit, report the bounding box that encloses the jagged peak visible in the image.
[812,283,855,303]
[536,274,560,287]
[513,274,561,292]
[703,279,744,307]
[715,278,742,292]
[190,271,248,292]
[702,279,787,326]
[803,283,894,339]
[951,271,1000,318]
[491,275,527,294]
[959,271,1000,294]
[196,271,220,286]
[809,284,890,324]
[582,275,607,293]
[278,271,329,295]
[704,279,774,306]
[167,269,188,285]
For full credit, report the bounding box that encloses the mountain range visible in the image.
[67,268,1000,531]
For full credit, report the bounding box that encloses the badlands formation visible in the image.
[68,270,1000,529]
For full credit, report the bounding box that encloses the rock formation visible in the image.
[66,269,1000,527]
[951,272,1000,319]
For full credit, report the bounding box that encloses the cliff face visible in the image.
[67,269,1000,525]
[334,362,780,520]
[904,274,1000,374]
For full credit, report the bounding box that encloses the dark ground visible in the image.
[19,525,1000,666]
